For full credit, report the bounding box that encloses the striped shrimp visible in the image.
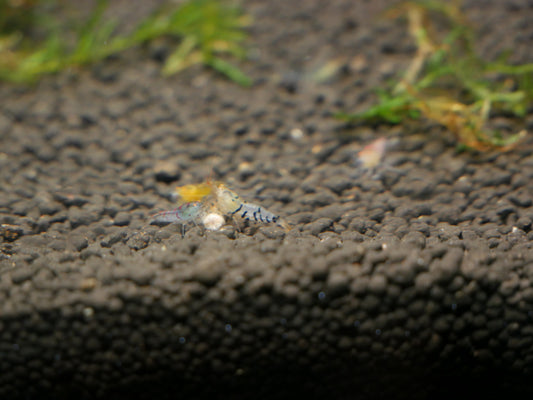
[151,201,203,236]
[230,202,288,230]
[214,183,289,230]
[150,180,290,234]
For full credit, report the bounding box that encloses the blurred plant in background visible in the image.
[0,0,252,85]
[337,0,532,151]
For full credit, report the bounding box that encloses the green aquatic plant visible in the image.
[0,0,252,85]
[133,0,252,85]
[337,0,531,151]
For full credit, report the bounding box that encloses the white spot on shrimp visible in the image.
[225,324,232,333]
[318,291,326,301]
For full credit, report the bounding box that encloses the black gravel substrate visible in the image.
[1,0,533,399]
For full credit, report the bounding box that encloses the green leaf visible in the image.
[0,0,251,85]
[162,36,198,76]
[207,56,252,86]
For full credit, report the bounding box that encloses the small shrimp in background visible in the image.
[354,137,388,171]
[352,136,404,181]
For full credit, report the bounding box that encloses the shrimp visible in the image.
[231,202,279,223]
[151,201,203,223]
[211,183,242,214]
[157,179,290,234]
[174,180,240,213]
[174,183,213,204]
[205,183,288,229]
[355,137,388,170]
[231,202,289,230]
[151,201,203,236]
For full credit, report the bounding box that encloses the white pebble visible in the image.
[202,213,225,231]
[83,307,94,318]
[290,128,304,140]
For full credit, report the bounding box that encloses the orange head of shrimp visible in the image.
[175,182,213,204]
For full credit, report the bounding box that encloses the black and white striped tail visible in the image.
[231,203,279,224]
